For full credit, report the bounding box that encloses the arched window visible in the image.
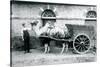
[41,9,56,26]
[41,9,56,17]
[86,11,97,18]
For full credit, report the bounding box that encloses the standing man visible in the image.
[21,23,31,53]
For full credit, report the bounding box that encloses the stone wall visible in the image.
[11,1,96,37]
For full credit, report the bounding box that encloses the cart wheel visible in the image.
[73,34,91,54]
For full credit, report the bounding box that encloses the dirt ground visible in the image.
[11,48,96,67]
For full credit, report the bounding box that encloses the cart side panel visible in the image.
[66,24,96,47]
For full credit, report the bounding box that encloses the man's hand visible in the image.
[21,36,24,41]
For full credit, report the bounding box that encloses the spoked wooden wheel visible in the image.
[73,34,91,54]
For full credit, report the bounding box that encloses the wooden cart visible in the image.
[39,24,95,54]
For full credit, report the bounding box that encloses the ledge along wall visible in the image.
[11,1,97,49]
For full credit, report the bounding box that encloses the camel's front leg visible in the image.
[47,46,50,53]
[65,42,68,53]
[44,43,48,53]
[60,43,66,54]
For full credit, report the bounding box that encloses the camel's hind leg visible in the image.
[60,42,68,54]
[65,42,68,53]
[60,43,66,54]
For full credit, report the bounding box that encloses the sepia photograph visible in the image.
[10,0,97,67]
